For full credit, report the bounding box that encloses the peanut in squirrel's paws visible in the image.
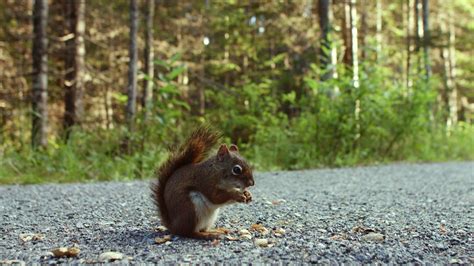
[235,190,252,203]
[243,190,252,203]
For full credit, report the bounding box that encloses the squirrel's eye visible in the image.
[232,165,242,175]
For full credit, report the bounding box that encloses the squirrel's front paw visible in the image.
[233,190,252,203]
[243,190,252,203]
[236,193,247,203]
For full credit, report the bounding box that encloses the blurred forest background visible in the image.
[0,0,473,184]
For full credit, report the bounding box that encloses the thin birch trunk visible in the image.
[319,0,332,79]
[31,0,48,148]
[440,11,458,131]
[406,0,414,92]
[375,0,382,61]
[360,0,368,62]
[422,0,431,80]
[64,0,86,139]
[350,0,361,140]
[142,0,154,120]
[415,0,423,72]
[126,0,138,133]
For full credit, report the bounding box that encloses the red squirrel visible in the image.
[152,126,254,239]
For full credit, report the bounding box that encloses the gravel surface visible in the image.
[1,162,473,264]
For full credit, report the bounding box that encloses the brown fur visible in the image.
[151,126,254,239]
[151,126,221,229]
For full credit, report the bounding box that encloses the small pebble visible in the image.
[239,229,250,235]
[241,234,252,240]
[98,251,125,262]
[254,239,269,247]
[361,233,385,242]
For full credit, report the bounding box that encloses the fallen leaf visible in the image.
[225,235,239,241]
[439,224,447,234]
[329,233,347,241]
[274,228,286,237]
[211,239,220,246]
[351,226,376,234]
[250,224,269,235]
[51,248,68,257]
[51,247,80,258]
[66,247,80,257]
[154,235,172,244]
[19,233,44,242]
[250,224,264,230]
[271,199,286,205]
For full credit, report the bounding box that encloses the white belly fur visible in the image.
[189,191,224,232]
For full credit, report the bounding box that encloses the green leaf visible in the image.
[304,78,319,91]
[154,59,169,69]
[166,66,185,80]
[282,91,296,104]
[171,99,191,111]
[111,92,128,103]
[170,53,182,63]
[159,84,180,94]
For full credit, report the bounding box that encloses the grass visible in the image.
[0,122,472,185]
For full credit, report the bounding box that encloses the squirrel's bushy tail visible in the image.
[151,126,221,228]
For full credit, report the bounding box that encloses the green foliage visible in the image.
[206,62,473,171]
[1,64,473,185]
[2,55,473,185]
[1,1,473,185]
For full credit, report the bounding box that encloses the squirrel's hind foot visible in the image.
[189,231,223,240]
[207,227,231,234]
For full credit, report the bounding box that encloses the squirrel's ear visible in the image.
[217,144,229,161]
[229,144,239,153]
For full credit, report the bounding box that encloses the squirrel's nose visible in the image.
[248,179,255,187]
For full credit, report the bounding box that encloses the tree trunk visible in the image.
[415,0,423,72]
[31,0,48,149]
[342,0,359,88]
[342,1,352,66]
[126,0,138,132]
[342,0,360,140]
[406,0,414,92]
[359,0,367,61]
[350,0,360,140]
[318,0,338,95]
[199,55,206,115]
[142,0,154,120]
[199,0,210,116]
[447,11,457,125]
[64,0,86,139]
[318,0,331,79]
[375,0,382,61]
[440,11,457,131]
[350,0,359,89]
[421,0,431,80]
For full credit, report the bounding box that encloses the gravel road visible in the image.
[1,162,473,264]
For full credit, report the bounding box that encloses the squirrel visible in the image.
[152,126,255,239]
